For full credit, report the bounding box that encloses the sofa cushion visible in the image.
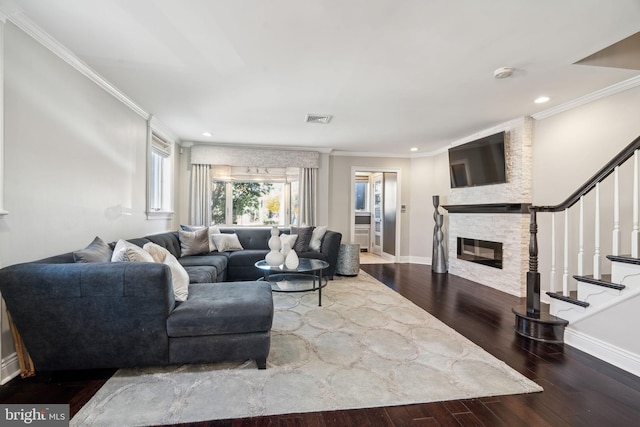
[179,228,210,256]
[145,232,181,259]
[291,226,313,252]
[73,236,113,263]
[227,249,269,268]
[184,266,218,284]
[181,225,221,252]
[167,282,274,337]
[227,227,271,250]
[212,233,244,252]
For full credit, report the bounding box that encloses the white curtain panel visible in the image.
[299,168,317,226]
[189,164,212,226]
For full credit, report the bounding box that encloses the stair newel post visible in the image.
[633,149,639,258]
[613,166,620,256]
[563,208,569,296]
[550,212,556,293]
[526,208,541,316]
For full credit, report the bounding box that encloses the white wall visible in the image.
[0,24,176,363]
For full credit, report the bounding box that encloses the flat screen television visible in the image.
[448,131,507,188]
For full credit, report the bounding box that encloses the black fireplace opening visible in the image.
[457,238,503,269]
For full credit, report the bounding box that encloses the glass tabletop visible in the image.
[255,257,329,273]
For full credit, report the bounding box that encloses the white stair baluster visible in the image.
[578,196,584,277]
[594,182,601,279]
[633,150,639,258]
[550,212,556,293]
[563,208,569,296]
[613,166,620,256]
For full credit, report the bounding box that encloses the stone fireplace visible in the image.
[442,117,533,298]
[457,237,503,269]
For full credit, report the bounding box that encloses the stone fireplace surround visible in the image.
[442,117,533,298]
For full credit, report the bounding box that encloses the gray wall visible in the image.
[0,23,176,363]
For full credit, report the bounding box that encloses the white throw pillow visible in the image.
[143,242,171,263]
[163,253,190,302]
[279,234,298,250]
[212,233,244,252]
[309,226,328,252]
[208,225,221,251]
[143,242,189,302]
[112,240,155,263]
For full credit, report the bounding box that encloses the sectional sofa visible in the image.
[0,226,341,373]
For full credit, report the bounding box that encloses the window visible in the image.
[147,133,173,219]
[355,175,370,211]
[210,167,299,226]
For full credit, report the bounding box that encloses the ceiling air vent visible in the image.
[305,114,333,124]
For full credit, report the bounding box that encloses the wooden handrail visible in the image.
[532,134,640,213]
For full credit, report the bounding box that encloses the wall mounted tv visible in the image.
[448,131,507,188]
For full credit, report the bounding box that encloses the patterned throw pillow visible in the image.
[111,240,155,263]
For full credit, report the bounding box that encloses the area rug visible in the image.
[72,271,542,426]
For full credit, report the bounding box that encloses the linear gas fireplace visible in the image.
[457,238,503,269]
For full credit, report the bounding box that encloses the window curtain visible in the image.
[299,168,317,226]
[189,164,211,226]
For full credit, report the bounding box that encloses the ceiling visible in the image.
[2,0,640,155]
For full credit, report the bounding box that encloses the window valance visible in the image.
[191,145,320,169]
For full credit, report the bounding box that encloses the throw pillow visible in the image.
[309,226,328,252]
[212,233,244,252]
[179,228,210,256]
[163,253,190,302]
[279,233,298,250]
[142,242,189,302]
[143,242,171,263]
[180,225,221,252]
[111,240,155,263]
[73,236,113,263]
[291,226,313,253]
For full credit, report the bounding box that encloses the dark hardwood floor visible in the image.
[2,263,640,426]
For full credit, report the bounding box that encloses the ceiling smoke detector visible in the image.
[306,114,333,124]
[493,67,513,79]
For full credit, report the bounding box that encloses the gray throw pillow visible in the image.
[73,236,113,263]
[179,228,211,256]
[211,233,244,252]
[291,226,313,253]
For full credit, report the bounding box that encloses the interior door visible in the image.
[371,173,383,255]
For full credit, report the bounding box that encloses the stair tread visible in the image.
[573,274,625,290]
[607,254,640,265]
[546,291,590,308]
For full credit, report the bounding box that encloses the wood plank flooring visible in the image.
[2,263,640,426]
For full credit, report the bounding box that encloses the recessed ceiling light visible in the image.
[410,147,418,152]
[202,132,212,137]
[534,96,550,104]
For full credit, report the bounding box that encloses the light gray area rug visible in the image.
[72,272,542,426]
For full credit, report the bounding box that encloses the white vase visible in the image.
[281,241,291,258]
[285,248,299,269]
[266,226,284,266]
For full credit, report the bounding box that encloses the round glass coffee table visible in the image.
[255,258,329,306]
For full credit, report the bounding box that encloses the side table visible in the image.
[336,243,360,276]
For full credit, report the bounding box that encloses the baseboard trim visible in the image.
[564,328,640,378]
[401,256,430,265]
[1,352,21,385]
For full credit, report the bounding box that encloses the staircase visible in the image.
[514,134,640,376]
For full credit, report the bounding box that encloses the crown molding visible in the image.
[532,75,640,120]
[149,116,180,144]
[3,8,149,120]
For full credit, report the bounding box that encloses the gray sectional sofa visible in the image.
[0,226,341,373]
